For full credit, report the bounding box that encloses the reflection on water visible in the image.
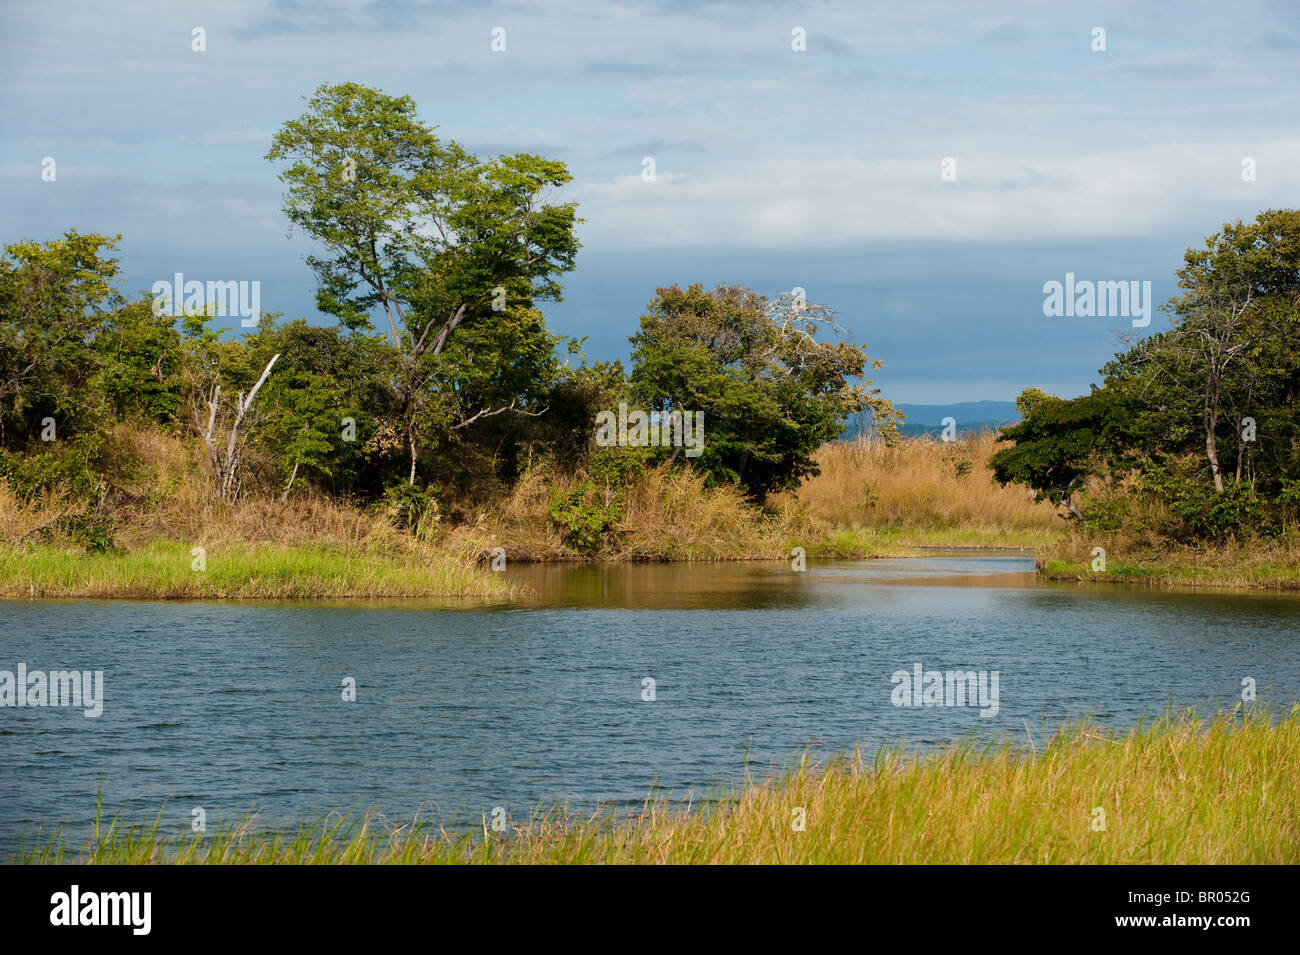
[505,553,1044,609]
[2,555,1298,846]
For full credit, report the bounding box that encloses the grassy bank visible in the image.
[16,708,1296,864]
[10,424,1300,592]
[1039,533,1300,591]
[448,432,1062,562]
[2,429,1065,598]
[0,439,515,598]
[0,541,513,600]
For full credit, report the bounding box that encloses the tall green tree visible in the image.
[1136,210,1300,492]
[0,230,122,445]
[266,82,580,484]
[990,389,1119,519]
[630,284,896,498]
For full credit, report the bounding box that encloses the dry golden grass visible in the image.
[447,462,793,561]
[0,480,82,543]
[616,464,781,558]
[5,427,1065,582]
[1,427,511,598]
[772,432,1063,550]
[94,424,399,551]
[449,433,1064,562]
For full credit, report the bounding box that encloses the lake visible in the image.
[3,554,1298,846]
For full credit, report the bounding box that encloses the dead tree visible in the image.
[194,353,280,502]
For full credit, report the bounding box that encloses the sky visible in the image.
[2,0,1298,403]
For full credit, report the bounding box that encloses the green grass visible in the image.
[796,523,1053,559]
[1042,557,1300,591]
[15,708,1296,864]
[0,540,515,599]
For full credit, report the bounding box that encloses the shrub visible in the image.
[547,481,621,555]
[378,483,435,532]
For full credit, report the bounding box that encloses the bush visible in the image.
[547,481,621,555]
[943,450,974,478]
[378,483,436,532]
[0,434,105,501]
[587,444,650,495]
[55,511,118,553]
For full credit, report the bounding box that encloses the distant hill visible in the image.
[842,401,1019,439]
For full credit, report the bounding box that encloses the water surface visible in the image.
[2,555,1297,846]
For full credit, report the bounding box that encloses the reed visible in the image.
[16,708,1295,864]
[775,432,1062,550]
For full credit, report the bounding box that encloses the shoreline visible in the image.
[1039,556,1300,593]
[13,709,1296,865]
[5,537,1300,599]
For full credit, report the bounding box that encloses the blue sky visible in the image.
[2,0,1298,403]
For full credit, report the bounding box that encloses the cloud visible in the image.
[573,141,1300,249]
[2,0,1298,400]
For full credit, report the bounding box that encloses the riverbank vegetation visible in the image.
[0,74,1054,595]
[0,422,1059,596]
[990,209,1300,589]
[17,708,1296,864]
[0,84,910,588]
[3,81,1297,593]
[1039,533,1300,589]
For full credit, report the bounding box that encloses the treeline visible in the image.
[0,238,887,532]
[992,209,1300,543]
[0,85,891,548]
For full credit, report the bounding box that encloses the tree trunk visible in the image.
[408,434,418,486]
[430,303,468,356]
[281,459,300,502]
[1205,402,1224,493]
[220,353,280,501]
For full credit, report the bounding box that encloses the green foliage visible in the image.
[990,389,1117,512]
[629,284,894,499]
[519,356,631,476]
[1140,461,1268,541]
[943,450,974,478]
[547,481,621,555]
[0,432,105,500]
[993,210,1300,544]
[587,443,650,490]
[0,230,122,445]
[378,482,435,532]
[55,511,118,554]
[1014,387,1050,418]
[92,299,184,425]
[266,82,581,484]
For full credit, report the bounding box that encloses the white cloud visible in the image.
[574,141,1300,249]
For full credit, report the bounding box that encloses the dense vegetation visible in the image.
[992,209,1300,548]
[0,83,890,557]
[4,82,1297,583]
